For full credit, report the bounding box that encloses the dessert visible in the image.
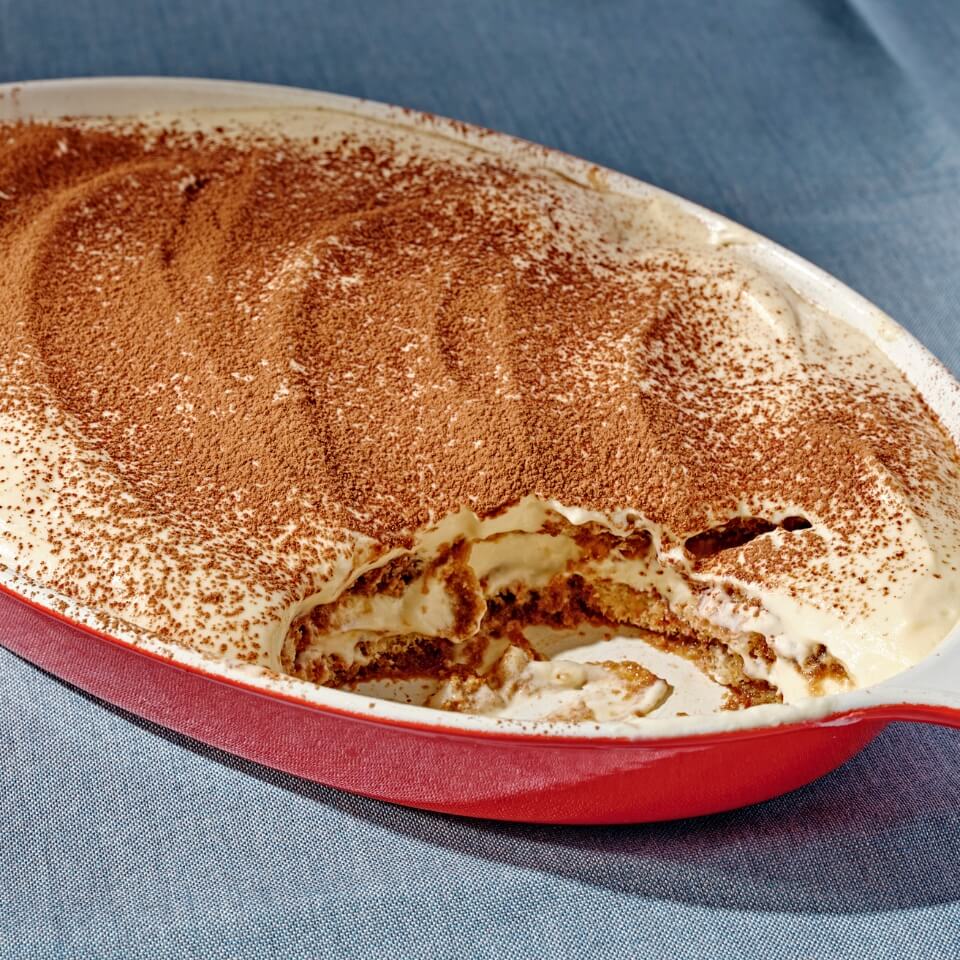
[1,107,958,724]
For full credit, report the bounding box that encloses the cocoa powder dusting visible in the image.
[0,112,959,662]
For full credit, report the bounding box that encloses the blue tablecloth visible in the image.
[1,2,959,957]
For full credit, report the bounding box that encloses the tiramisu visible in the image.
[1,108,959,724]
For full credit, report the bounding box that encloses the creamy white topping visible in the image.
[1,106,959,725]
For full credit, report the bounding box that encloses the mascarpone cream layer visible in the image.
[0,106,958,721]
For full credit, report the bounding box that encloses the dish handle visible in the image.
[858,637,960,727]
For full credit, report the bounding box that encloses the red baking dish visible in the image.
[2,77,958,824]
